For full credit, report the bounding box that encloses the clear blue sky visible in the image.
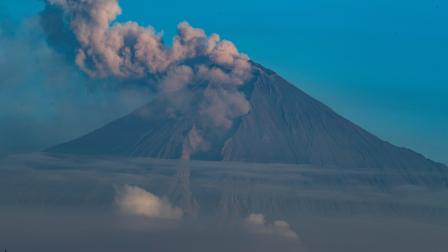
[2,0,447,163]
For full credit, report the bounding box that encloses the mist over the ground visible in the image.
[1,207,305,252]
[1,154,448,252]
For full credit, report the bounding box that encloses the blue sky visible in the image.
[1,0,447,163]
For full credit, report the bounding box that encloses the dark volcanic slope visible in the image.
[49,64,446,171]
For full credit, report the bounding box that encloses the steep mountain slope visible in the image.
[48,63,446,171]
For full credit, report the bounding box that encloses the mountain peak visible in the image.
[48,63,446,171]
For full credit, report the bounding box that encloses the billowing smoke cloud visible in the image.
[44,0,251,80]
[244,213,299,240]
[42,0,253,159]
[181,126,206,161]
[116,185,183,220]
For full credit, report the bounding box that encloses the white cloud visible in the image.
[116,185,183,220]
[244,213,299,240]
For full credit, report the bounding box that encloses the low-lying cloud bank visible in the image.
[114,185,301,242]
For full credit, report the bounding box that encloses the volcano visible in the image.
[48,63,446,171]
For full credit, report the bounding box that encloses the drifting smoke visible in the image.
[244,213,299,240]
[116,185,183,220]
[42,0,253,159]
[181,125,206,161]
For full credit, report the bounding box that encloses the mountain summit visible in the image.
[48,63,446,171]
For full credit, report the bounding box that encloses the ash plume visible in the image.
[182,126,206,161]
[42,0,253,159]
